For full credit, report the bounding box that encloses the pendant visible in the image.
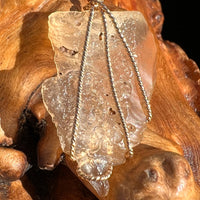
[42,0,157,197]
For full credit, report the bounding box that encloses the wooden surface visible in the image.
[0,0,200,199]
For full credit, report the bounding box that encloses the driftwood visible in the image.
[0,0,200,199]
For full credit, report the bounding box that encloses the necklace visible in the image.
[70,0,152,181]
[42,0,156,196]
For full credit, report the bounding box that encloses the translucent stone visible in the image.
[42,11,157,196]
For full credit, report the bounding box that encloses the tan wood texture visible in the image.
[0,0,200,199]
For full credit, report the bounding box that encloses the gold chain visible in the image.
[70,0,152,181]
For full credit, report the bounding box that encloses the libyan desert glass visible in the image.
[42,10,157,196]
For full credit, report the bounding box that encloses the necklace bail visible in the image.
[83,0,104,11]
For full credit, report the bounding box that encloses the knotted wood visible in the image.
[0,0,200,199]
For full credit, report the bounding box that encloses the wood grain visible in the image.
[0,0,200,199]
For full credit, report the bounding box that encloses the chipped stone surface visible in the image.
[42,11,157,196]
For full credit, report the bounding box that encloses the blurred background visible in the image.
[160,0,199,66]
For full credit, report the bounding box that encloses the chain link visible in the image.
[70,6,95,160]
[97,0,152,122]
[101,10,133,155]
[70,0,152,181]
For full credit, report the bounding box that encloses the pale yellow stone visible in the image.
[42,10,157,196]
